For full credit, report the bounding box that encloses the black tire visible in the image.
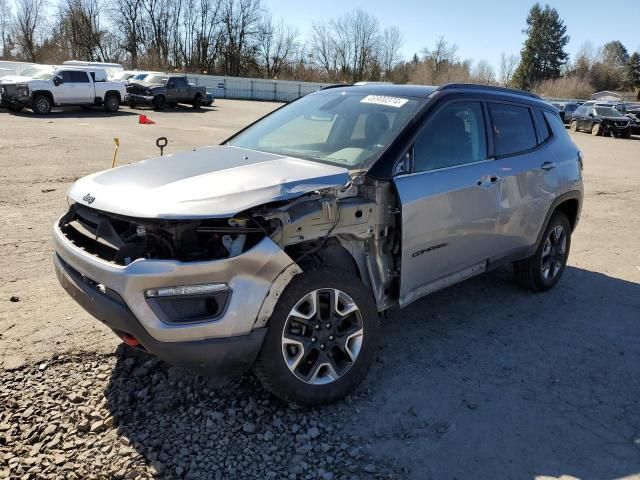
[7,105,23,113]
[253,266,380,406]
[32,94,52,115]
[152,95,165,111]
[128,99,136,109]
[621,129,631,139]
[514,212,572,292]
[591,123,602,136]
[104,93,120,112]
[192,95,202,110]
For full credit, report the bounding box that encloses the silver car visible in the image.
[53,84,583,405]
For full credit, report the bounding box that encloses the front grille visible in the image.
[60,205,142,264]
[616,121,628,127]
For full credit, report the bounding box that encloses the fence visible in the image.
[186,74,331,103]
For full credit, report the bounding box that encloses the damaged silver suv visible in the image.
[53,84,583,405]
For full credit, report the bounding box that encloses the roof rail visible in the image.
[437,83,541,99]
[319,84,352,91]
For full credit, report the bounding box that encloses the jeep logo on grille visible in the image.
[82,193,96,204]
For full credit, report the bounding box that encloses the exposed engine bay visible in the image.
[58,175,400,310]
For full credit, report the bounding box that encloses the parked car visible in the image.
[554,102,580,124]
[203,90,215,107]
[53,83,583,405]
[0,66,126,114]
[125,74,207,110]
[570,105,632,137]
[624,103,640,134]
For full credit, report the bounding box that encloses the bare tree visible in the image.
[380,25,402,77]
[499,52,518,86]
[422,36,458,80]
[13,0,47,61]
[220,0,261,76]
[473,59,495,84]
[0,0,11,57]
[307,20,335,77]
[58,0,109,61]
[111,0,144,67]
[257,14,297,78]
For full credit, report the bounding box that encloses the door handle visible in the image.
[541,161,557,171]
[477,175,500,187]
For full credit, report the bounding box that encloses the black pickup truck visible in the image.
[126,74,207,110]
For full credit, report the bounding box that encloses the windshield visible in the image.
[133,73,150,80]
[228,92,423,170]
[595,107,624,117]
[145,75,168,84]
[20,66,53,79]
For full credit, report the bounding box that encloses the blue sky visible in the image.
[267,0,640,70]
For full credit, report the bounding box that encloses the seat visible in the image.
[364,113,390,148]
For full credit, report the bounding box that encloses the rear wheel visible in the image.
[514,212,571,292]
[570,120,578,132]
[32,94,52,115]
[591,123,602,136]
[104,93,120,112]
[253,267,380,406]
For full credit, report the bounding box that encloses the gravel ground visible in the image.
[1,348,395,480]
[1,103,640,479]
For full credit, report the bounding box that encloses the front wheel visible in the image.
[570,120,578,132]
[32,94,52,115]
[152,95,165,111]
[591,123,602,136]
[7,104,23,113]
[192,95,202,110]
[514,212,571,292]
[253,267,380,406]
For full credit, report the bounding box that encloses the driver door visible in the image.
[394,100,502,307]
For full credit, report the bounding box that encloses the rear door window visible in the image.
[488,103,537,157]
[533,109,551,143]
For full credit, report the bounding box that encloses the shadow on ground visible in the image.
[105,266,640,479]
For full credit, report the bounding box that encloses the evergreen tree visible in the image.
[513,3,569,90]
[623,52,640,91]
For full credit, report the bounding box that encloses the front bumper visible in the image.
[54,253,266,375]
[0,93,30,108]
[125,93,154,105]
[52,218,294,345]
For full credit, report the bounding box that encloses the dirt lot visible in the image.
[1,101,639,479]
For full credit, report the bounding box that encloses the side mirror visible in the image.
[588,112,594,117]
[53,76,63,86]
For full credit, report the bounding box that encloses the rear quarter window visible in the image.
[488,103,537,157]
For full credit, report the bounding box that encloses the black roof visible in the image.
[316,84,438,98]
[315,83,544,102]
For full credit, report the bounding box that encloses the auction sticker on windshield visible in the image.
[360,95,408,108]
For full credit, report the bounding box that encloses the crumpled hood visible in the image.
[67,146,349,219]
[0,75,33,84]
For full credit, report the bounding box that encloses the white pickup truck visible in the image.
[0,66,126,114]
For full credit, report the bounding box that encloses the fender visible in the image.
[532,190,582,253]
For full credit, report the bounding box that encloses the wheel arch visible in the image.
[534,191,582,251]
[105,90,122,101]
[31,90,54,104]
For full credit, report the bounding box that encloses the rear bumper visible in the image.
[54,253,266,375]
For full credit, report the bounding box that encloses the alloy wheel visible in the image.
[281,288,364,385]
[541,225,567,281]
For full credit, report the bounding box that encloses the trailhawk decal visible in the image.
[412,243,448,258]
[360,95,408,108]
